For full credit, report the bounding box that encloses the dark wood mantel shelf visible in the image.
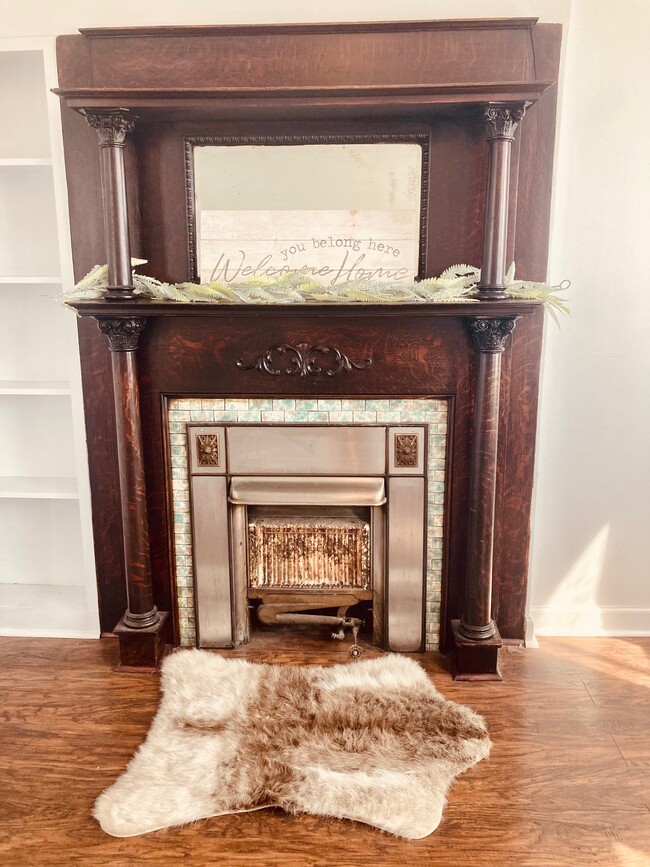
[66,299,543,317]
[52,84,553,123]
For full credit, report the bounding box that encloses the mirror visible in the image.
[188,141,425,285]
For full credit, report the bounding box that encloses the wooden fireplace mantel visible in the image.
[67,298,545,676]
[55,18,561,676]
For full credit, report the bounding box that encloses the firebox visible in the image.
[170,398,448,653]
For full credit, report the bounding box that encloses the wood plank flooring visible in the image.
[0,634,649,866]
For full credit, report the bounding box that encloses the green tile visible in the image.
[167,393,448,652]
[190,410,214,422]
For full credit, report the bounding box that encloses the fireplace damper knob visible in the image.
[348,622,363,658]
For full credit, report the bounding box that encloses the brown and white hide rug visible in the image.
[94,650,491,839]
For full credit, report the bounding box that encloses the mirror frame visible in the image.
[184,133,430,283]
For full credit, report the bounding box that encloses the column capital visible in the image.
[482,103,529,142]
[468,317,517,353]
[84,110,136,146]
[97,317,146,351]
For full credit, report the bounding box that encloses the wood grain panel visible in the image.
[514,24,563,280]
[76,317,125,631]
[70,25,535,90]
[493,304,545,638]
[59,107,105,282]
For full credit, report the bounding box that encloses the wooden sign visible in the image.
[198,209,420,285]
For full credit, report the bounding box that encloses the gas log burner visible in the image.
[179,419,437,655]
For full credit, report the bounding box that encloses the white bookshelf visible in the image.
[0,477,78,499]
[0,381,71,395]
[0,276,62,283]
[0,38,99,639]
[0,158,53,166]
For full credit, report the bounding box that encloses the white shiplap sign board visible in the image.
[198,209,420,285]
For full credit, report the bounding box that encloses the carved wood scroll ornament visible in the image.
[236,343,372,377]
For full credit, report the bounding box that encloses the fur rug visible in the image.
[94,651,491,838]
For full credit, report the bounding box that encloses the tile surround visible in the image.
[169,398,448,651]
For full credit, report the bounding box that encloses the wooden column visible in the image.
[96,317,169,669]
[83,109,169,667]
[450,317,517,680]
[84,111,137,301]
[476,103,527,301]
[451,102,527,679]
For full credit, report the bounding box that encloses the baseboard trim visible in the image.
[529,606,650,637]
[524,614,539,647]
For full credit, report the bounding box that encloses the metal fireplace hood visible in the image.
[228,476,386,506]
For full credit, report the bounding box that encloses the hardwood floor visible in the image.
[0,634,648,866]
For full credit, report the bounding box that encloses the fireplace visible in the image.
[170,399,448,652]
[55,19,561,677]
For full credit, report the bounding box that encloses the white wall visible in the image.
[1,0,647,636]
[529,0,650,636]
[0,0,571,36]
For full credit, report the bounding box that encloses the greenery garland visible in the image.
[66,260,570,314]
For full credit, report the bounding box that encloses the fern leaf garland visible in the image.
[64,260,569,313]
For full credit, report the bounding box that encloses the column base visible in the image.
[458,617,497,640]
[105,285,138,301]
[114,610,170,671]
[449,619,503,681]
[123,605,161,629]
[474,287,509,301]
